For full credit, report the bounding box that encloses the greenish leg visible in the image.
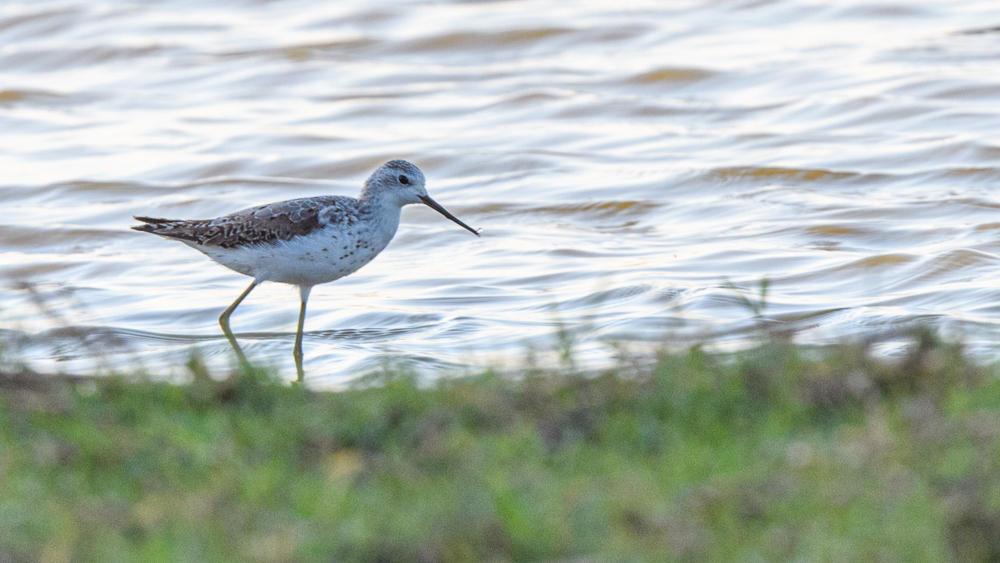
[294,285,312,383]
[219,280,258,366]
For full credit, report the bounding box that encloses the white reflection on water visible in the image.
[1,0,1000,384]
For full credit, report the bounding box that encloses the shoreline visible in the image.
[1,329,996,561]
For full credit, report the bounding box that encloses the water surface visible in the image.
[2,0,1000,384]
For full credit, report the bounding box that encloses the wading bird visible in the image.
[133,160,480,380]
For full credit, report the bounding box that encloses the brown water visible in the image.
[2,0,1000,385]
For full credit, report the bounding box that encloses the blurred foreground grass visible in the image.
[2,331,1000,562]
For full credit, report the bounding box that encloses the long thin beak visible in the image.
[419,195,481,236]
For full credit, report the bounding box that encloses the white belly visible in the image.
[191,224,394,287]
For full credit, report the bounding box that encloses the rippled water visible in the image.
[2,0,1000,385]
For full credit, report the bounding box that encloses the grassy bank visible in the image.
[1,331,1000,562]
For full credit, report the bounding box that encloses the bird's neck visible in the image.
[359,193,403,244]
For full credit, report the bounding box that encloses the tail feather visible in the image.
[131,216,200,241]
[131,216,173,234]
[133,216,173,224]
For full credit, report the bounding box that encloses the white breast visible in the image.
[192,215,399,287]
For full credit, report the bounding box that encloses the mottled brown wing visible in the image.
[132,196,359,249]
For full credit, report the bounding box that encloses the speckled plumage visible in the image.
[133,195,362,249]
[132,160,452,286]
[132,160,480,380]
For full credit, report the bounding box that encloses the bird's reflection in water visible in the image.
[223,325,429,381]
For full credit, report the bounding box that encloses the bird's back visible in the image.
[133,194,404,286]
[132,195,362,249]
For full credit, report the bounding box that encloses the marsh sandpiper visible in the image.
[132,160,480,380]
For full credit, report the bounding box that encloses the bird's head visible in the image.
[363,160,479,236]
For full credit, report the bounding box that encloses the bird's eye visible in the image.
[398,175,410,185]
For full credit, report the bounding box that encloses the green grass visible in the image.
[2,330,1000,562]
